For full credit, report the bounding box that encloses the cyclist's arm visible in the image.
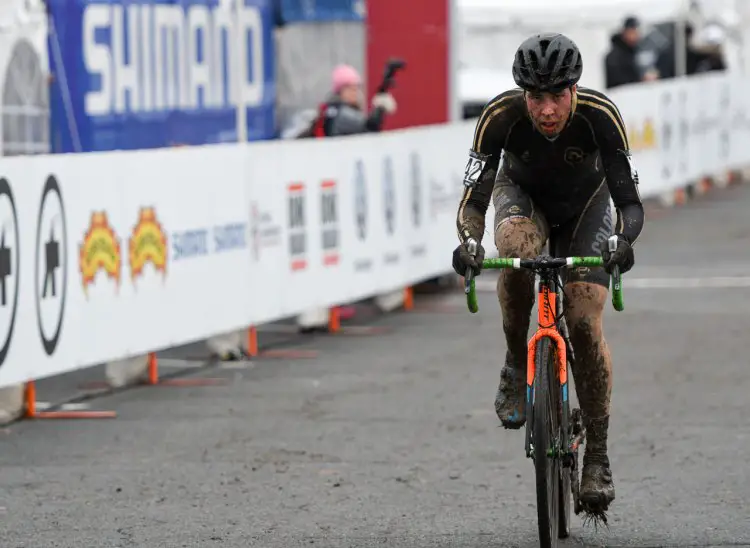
[456,91,520,244]
[587,91,645,245]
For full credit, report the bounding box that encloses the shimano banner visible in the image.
[47,0,276,153]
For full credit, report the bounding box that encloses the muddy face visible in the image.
[525,87,575,138]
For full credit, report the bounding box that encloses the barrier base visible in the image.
[147,354,227,386]
[24,382,116,419]
[245,326,319,359]
[327,307,391,336]
[256,349,318,359]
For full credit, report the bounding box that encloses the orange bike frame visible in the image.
[526,282,567,391]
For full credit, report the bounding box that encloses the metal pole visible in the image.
[674,1,688,78]
[234,0,247,142]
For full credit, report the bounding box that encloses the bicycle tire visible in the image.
[533,336,561,547]
[558,409,572,538]
[557,323,572,539]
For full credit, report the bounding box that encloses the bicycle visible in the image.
[463,235,625,547]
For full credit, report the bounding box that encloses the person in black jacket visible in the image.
[605,16,643,89]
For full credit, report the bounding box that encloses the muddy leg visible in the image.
[564,281,615,513]
[492,218,546,427]
[495,218,546,365]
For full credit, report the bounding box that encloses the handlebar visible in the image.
[464,255,624,314]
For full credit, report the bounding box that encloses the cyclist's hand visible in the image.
[452,238,485,277]
[602,234,634,274]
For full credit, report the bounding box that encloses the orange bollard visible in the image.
[328,307,341,333]
[247,326,259,357]
[404,287,414,311]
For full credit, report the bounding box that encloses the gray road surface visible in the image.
[2,184,750,547]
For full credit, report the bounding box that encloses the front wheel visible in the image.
[532,336,561,547]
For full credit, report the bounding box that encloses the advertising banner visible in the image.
[46,0,276,153]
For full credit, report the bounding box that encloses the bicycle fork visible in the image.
[524,272,586,467]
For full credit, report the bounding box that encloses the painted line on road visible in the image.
[472,276,750,291]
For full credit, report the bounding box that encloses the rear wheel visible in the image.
[533,336,561,547]
[558,326,572,538]
[558,425,572,538]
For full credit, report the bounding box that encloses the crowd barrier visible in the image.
[0,71,746,419]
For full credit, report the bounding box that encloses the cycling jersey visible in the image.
[456,87,644,247]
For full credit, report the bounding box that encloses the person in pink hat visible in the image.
[308,64,397,138]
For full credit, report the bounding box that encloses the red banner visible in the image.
[366,0,450,130]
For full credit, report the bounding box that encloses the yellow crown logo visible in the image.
[79,211,121,294]
[129,207,168,281]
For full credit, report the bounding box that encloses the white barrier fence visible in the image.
[0,71,745,390]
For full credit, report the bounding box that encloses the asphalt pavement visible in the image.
[1,183,749,548]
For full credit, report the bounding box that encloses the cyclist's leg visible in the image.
[554,179,615,510]
[492,173,549,428]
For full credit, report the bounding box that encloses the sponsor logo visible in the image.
[36,175,67,356]
[214,222,247,253]
[288,183,306,271]
[410,152,421,228]
[383,156,395,235]
[172,228,209,260]
[80,211,121,294]
[591,202,615,255]
[249,201,282,261]
[429,173,464,218]
[627,119,656,152]
[354,160,367,241]
[0,178,19,367]
[129,207,167,282]
[563,147,584,166]
[172,223,248,261]
[382,156,399,265]
[320,180,339,266]
[352,161,371,272]
[409,153,427,257]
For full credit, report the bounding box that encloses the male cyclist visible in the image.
[452,33,644,512]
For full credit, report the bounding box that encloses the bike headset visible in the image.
[512,33,583,142]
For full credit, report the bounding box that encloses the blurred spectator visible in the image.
[656,22,726,80]
[294,64,397,331]
[605,16,644,89]
[299,64,397,138]
[690,24,727,73]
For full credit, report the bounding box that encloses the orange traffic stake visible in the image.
[404,287,414,310]
[328,307,341,333]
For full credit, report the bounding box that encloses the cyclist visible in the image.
[451,33,644,513]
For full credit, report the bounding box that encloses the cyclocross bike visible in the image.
[464,235,625,548]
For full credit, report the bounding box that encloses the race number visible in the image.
[463,150,488,188]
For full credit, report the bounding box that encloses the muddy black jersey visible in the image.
[456,87,644,246]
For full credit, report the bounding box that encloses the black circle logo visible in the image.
[564,147,584,166]
[36,175,67,356]
[410,152,421,227]
[383,156,395,235]
[0,178,20,367]
[354,160,367,240]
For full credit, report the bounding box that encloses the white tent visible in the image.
[456,0,740,105]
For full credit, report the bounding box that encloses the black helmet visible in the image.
[512,33,583,92]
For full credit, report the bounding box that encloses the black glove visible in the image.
[602,234,634,274]
[452,239,485,277]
